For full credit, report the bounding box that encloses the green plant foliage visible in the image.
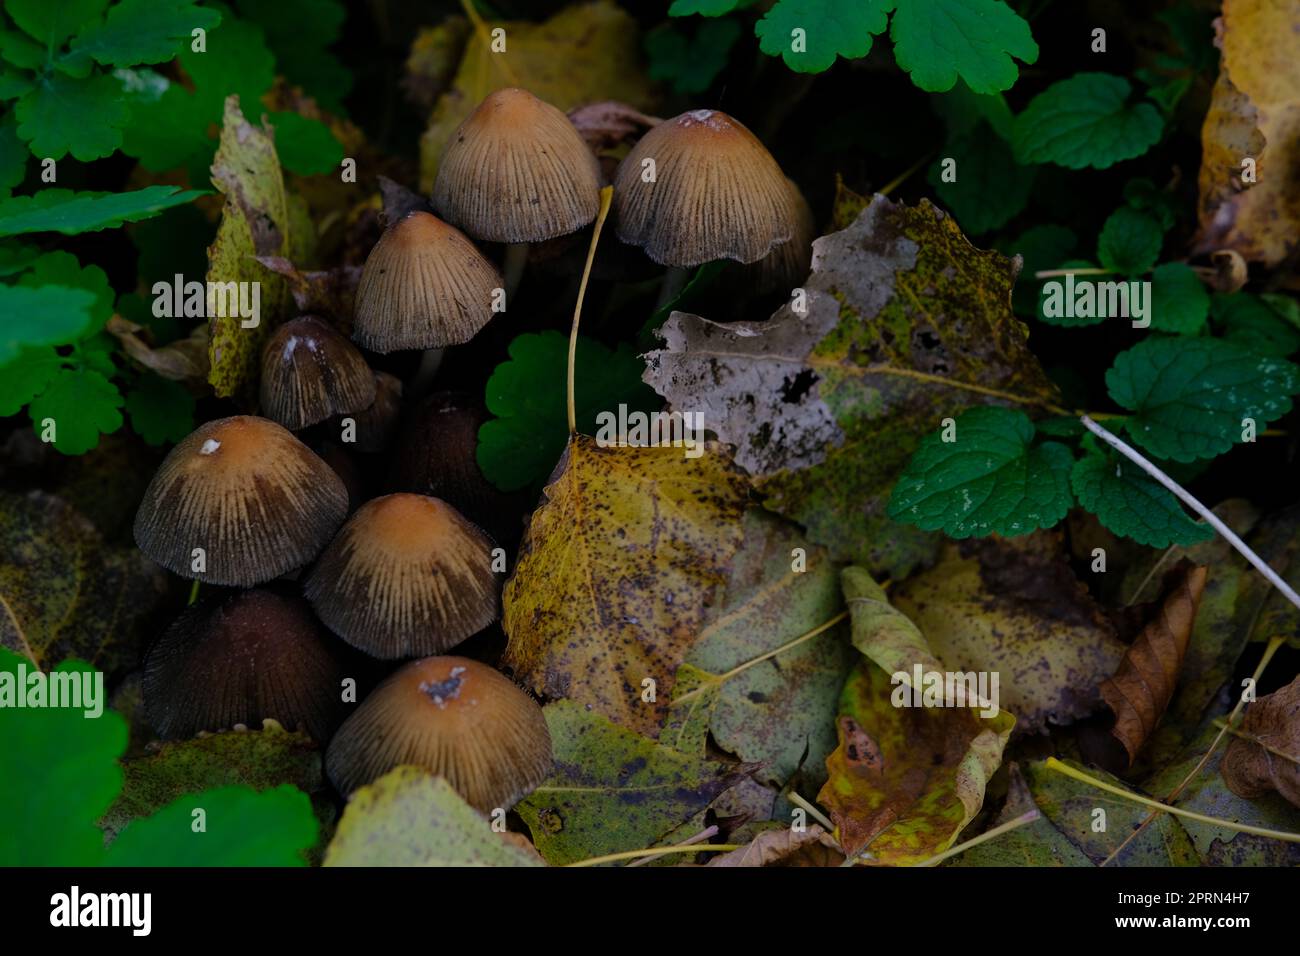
[1070,447,1213,548]
[754,0,889,75]
[1097,206,1165,275]
[123,373,196,445]
[0,284,96,363]
[929,125,1033,235]
[1150,262,1210,334]
[0,186,205,236]
[645,17,740,94]
[1212,292,1300,356]
[1013,73,1164,169]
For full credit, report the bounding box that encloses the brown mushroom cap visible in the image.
[143,588,348,742]
[432,87,602,243]
[613,109,797,267]
[743,178,815,293]
[303,493,500,659]
[347,371,403,453]
[133,415,348,586]
[260,316,376,430]
[353,210,503,353]
[325,655,552,811]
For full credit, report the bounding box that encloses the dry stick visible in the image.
[626,825,719,867]
[1213,717,1300,767]
[565,843,743,868]
[913,810,1041,867]
[786,791,836,833]
[567,186,614,434]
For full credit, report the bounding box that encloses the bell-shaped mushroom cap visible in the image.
[325,655,552,811]
[613,109,798,267]
[353,210,503,353]
[432,87,602,243]
[303,493,500,659]
[133,415,348,586]
[743,178,815,293]
[143,588,347,742]
[260,316,377,430]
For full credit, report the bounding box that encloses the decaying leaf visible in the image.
[516,702,742,866]
[502,436,748,736]
[818,659,1014,864]
[568,100,662,153]
[706,824,843,867]
[107,314,209,385]
[644,195,1058,577]
[1194,0,1300,267]
[1222,675,1300,808]
[842,564,944,678]
[950,764,1093,867]
[891,535,1126,734]
[324,767,544,867]
[253,256,361,331]
[1101,564,1208,765]
[0,490,170,677]
[415,1,658,191]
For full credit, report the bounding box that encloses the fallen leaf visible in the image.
[841,564,945,678]
[1222,675,1300,808]
[323,767,545,867]
[891,535,1126,734]
[707,824,843,867]
[644,195,1058,577]
[950,764,1093,867]
[1101,564,1208,765]
[568,100,661,153]
[253,256,361,330]
[107,314,209,385]
[818,658,1014,863]
[515,702,742,865]
[502,436,748,735]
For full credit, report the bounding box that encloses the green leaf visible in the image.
[516,702,740,866]
[5,0,108,47]
[1212,292,1300,357]
[478,331,660,492]
[645,17,741,95]
[0,647,125,865]
[266,110,345,175]
[887,406,1074,538]
[105,784,317,865]
[951,765,1093,867]
[999,223,1075,317]
[0,283,96,363]
[17,250,113,323]
[234,0,350,112]
[0,113,25,194]
[182,14,275,115]
[840,565,944,679]
[0,28,45,69]
[1012,73,1164,170]
[14,71,128,160]
[1097,206,1164,275]
[69,0,221,67]
[27,367,124,454]
[755,0,890,74]
[1122,177,1179,230]
[889,0,1038,94]
[124,373,196,445]
[0,185,205,236]
[324,768,543,867]
[0,346,63,415]
[1150,262,1209,334]
[931,81,1014,140]
[929,123,1034,234]
[670,0,751,14]
[1106,337,1300,462]
[1071,449,1213,548]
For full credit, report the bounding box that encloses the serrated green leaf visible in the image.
[234,0,350,112]
[69,0,221,68]
[5,0,107,47]
[266,110,345,175]
[123,373,195,445]
[1071,449,1213,548]
[1150,262,1209,334]
[889,0,1038,94]
[0,27,45,68]
[1012,73,1163,170]
[755,0,889,74]
[17,250,113,323]
[0,283,96,362]
[887,406,1074,538]
[13,71,127,160]
[645,17,740,95]
[0,346,63,414]
[0,185,205,236]
[1097,206,1164,275]
[27,367,123,454]
[1106,337,1300,461]
[930,123,1033,234]
[1212,293,1300,356]
[478,331,660,492]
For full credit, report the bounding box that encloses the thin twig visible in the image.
[913,810,1040,867]
[1212,717,1300,767]
[567,186,613,434]
[785,791,835,833]
[625,825,719,867]
[565,843,742,867]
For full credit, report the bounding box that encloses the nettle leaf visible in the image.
[1097,206,1164,275]
[478,331,660,493]
[1106,337,1300,462]
[645,17,741,95]
[27,367,123,454]
[123,372,196,446]
[14,71,128,160]
[1212,293,1300,357]
[929,123,1034,235]
[755,0,890,74]
[69,0,221,68]
[0,284,96,363]
[887,406,1074,538]
[1013,73,1164,170]
[0,186,205,236]
[888,0,1038,94]
[1150,262,1210,334]
[1071,448,1213,548]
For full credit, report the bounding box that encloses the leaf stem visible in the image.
[457,0,520,86]
[626,825,718,867]
[785,791,835,833]
[187,579,201,606]
[567,186,613,435]
[564,843,742,867]
[1213,716,1300,767]
[912,810,1040,867]
[1045,757,1300,843]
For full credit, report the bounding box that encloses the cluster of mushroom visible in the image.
[130,86,808,816]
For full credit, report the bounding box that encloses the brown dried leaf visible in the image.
[253,256,361,330]
[707,824,844,867]
[1222,674,1300,808]
[107,315,209,385]
[567,101,661,153]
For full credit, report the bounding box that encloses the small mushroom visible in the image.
[303,492,500,659]
[325,655,552,812]
[133,416,348,586]
[613,109,798,268]
[260,316,376,430]
[353,210,503,353]
[143,588,348,742]
[738,178,815,294]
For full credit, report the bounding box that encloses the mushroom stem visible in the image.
[408,348,445,399]
[503,242,529,301]
[567,187,615,434]
[655,266,690,312]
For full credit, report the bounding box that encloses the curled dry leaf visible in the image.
[568,101,662,153]
[706,824,844,867]
[107,315,209,385]
[1100,564,1208,765]
[1222,674,1300,808]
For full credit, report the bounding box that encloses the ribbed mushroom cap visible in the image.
[143,588,347,742]
[353,210,502,353]
[303,493,500,659]
[432,87,602,243]
[260,316,376,430]
[613,109,797,267]
[744,178,815,293]
[134,416,348,586]
[325,655,552,811]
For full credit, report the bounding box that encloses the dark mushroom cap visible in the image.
[353,210,502,353]
[260,316,376,430]
[347,371,403,454]
[303,493,500,659]
[432,87,602,243]
[143,588,347,742]
[325,655,552,811]
[613,109,797,267]
[133,416,348,586]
